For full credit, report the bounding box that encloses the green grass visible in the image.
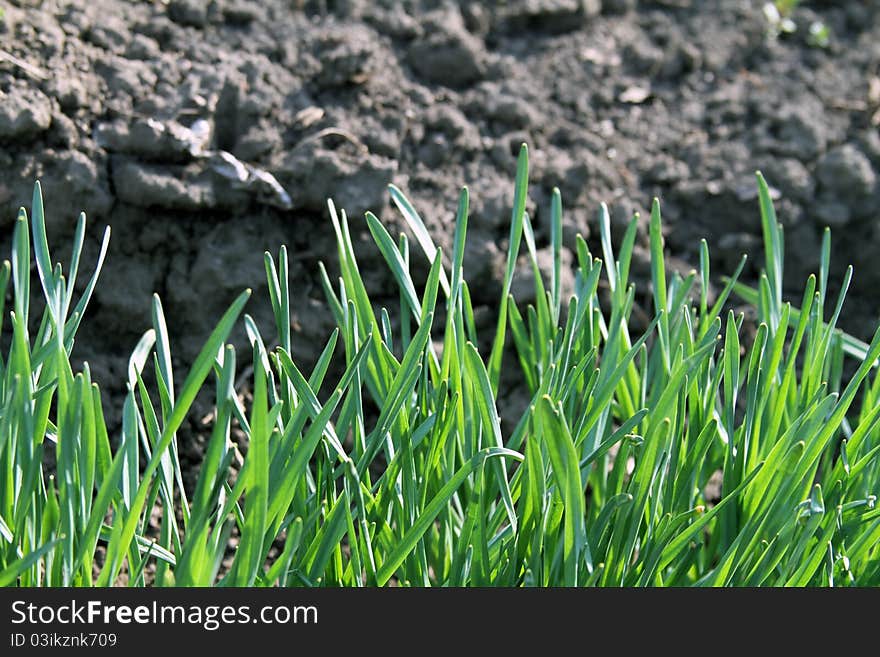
[763,0,831,48]
[2,144,879,587]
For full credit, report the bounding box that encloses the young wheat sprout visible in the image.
[1,145,878,587]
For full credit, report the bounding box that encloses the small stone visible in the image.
[619,85,652,104]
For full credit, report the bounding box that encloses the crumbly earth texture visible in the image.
[2,0,880,451]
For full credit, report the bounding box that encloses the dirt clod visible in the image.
[0,0,877,440]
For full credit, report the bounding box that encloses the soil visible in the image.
[2,0,880,443]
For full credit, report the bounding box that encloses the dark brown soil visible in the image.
[2,0,880,437]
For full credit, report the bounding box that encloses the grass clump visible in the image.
[1,144,879,587]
